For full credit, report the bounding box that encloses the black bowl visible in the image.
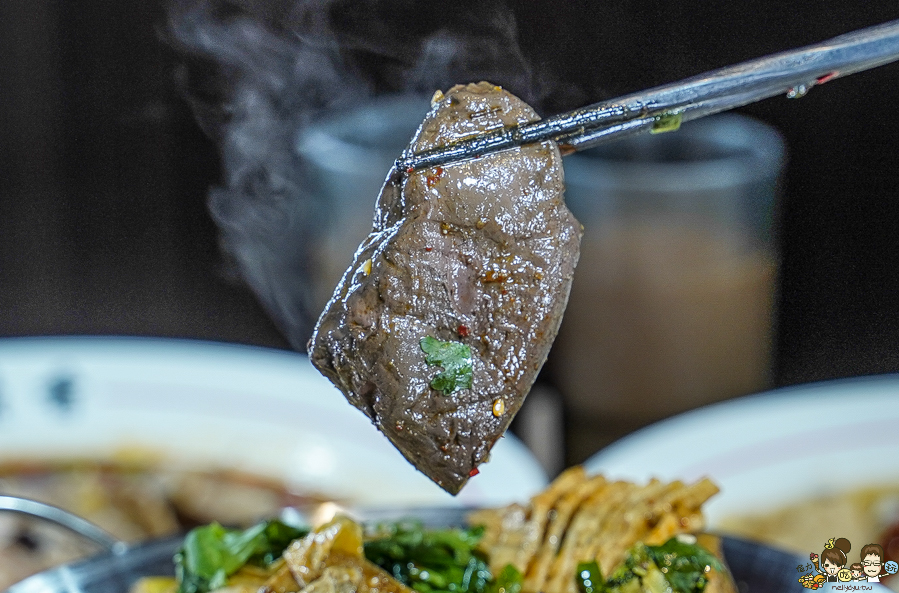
[5,532,806,593]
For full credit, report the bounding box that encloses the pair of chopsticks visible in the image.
[396,19,899,172]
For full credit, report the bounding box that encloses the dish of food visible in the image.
[130,468,735,593]
[0,337,547,589]
[716,484,899,589]
[310,82,581,494]
[583,374,899,586]
[0,463,321,589]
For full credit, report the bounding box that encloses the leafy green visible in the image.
[644,537,722,593]
[576,561,606,593]
[485,565,523,593]
[420,337,473,394]
[651,112,683,134]
[364,521,514,593]
[605,545,646,591]
[174,520,308,593]
[250,520,310,565]
[601,537,722,593]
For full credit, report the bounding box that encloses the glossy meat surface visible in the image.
[310,82,581,493]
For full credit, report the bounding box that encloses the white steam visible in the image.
[167,0,543,349]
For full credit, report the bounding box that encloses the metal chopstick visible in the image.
[396,19,899,172]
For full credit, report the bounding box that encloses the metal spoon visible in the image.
[0,495,127,556]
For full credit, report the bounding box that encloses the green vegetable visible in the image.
[644,537,722,593]
[485,565,523,593]
[576,561,605,593]
[601,537,723,593]
[364,521,516,593]
[174,520,308,593]
[420,337,473,394]
[651,112,683,134]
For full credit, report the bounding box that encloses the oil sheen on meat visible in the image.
[309,82,581,494]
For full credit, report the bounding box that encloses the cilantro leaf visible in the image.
[486,564,523,593]
[420,336,473,394]
[651,111,683,134]
[364,522,495,593]
[575,561,606,593]
[175,521,308,593]
[602,537,723,593]
[645,537,722,593]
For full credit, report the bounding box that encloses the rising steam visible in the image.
[166,0,547,350]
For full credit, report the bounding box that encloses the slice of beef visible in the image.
[309,82,581,494]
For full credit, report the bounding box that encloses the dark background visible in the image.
[2,1,898,389]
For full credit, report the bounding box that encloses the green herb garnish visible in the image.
[420,336,473,394]
[486,565,524,593]
[651,112,683,134]
[174,520,308,593]
[576,561,605,593]
[644,537,722,593]
[364,521,514,593]
[596,537,723,593]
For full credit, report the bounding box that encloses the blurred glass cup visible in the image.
[550,114,786,459]
[296,95,431,310]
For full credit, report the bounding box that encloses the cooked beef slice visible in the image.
[309,82,581,494]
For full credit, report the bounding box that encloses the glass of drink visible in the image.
[550,114,786,462]
[296,95,431,311]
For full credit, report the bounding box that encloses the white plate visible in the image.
[584,374,899,526]
[0,336,546,507]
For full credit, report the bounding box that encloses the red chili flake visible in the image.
[425,247,432,252]
[406,166,415,174]
[426,166,445,188]
[469,468,480,477]
[501,289,508,295]
[457,325,470,337]
[816,71,837,85]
